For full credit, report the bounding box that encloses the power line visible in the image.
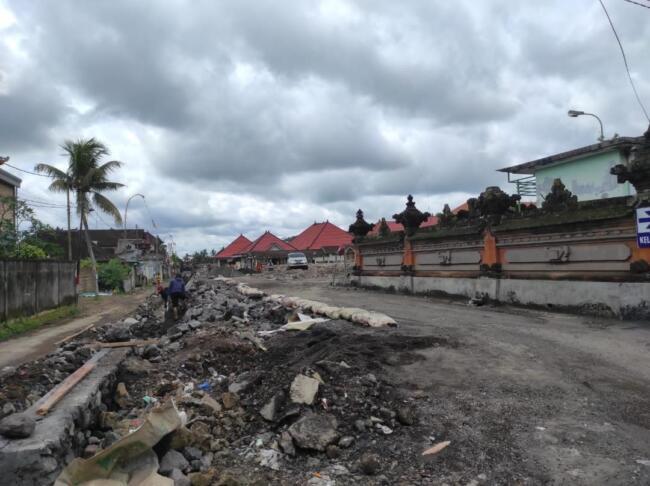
[3,162,54,177]
[598,0,650,122]
[622,0,650,9]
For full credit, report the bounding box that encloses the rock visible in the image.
[0,366,16,379]
[257,448,282,470]
[121,357,153,376]
[260,392,284,421]
[376,424,393,435]
[329,464,350,476]
[123,317,138,325]
[227,372,257,394]
[104,431,121,447]
[288,413,339,451]
[167,342,182,352]
[170,427,193,450]
[354,419,366,432]
[221,392,239,410]
[2,402,16,417]
[397,406,417,426]
[83,444,99,458]
[0,412,36,439]
[142,344,161,359]
[183,446,204,462]
[160,449,190,475]
[361,373,377,386]
[169,468,191,486]
[326,445,341,459]
[116,382,129,398]
[289,374,320,405]
[279,431,295,456]
[188,320,202,330]
[189,470,216,486]
[359,452,381,475]
[200,395,222,415]
[177,323,190,334]
[105,324,131,342]
[338,436,354,448]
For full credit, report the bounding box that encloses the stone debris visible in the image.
[288,413,340,451]
[0,273,449,485]
[0,412,36,439]
[289,374,320,405]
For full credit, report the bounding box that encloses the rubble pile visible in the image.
[1,277,456,485]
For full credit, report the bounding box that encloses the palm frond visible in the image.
[92,181,126,191]
[34,163,68,180]
[48,179,69,193]
[92,192,123,225]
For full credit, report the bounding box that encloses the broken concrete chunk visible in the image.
[257,448,282,470]
[288,413,339,451]
[160,449,190,476]
[260,392,285,422]
[169,467,191,486]
[221,392,239,410]
[143,344,161,359]
[228,371,258,394]
[338,436,354,448]
[359,452,381,475]
[123,317,139,325]
[397,406,417,425]
[199,395,222,415]
[279,431,296,456]
[290,374,320,405]
[0,412,36,438]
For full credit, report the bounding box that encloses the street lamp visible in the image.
[568,109,605,142]
[124,193,145,239]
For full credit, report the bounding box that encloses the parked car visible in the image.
[287,252,309,270]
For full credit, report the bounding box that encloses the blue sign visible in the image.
[637,207,650,248]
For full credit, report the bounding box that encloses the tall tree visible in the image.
[35,138,124,291]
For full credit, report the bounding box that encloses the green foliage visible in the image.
[0,305,78,341]
[0,196,64,259]
[79,258,94,269]
[13,243,47,260]
[191,249,214,263]
[97,258,131,291]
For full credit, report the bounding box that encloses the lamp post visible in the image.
[568,110,605,142]
[124,193,145,239]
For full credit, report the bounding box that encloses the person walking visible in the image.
[168,274,186,320]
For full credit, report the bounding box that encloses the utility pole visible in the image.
[66,183,72,261]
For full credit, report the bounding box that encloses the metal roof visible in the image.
[497,136,643,175]
[0,168,22,187]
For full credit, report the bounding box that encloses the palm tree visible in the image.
[35,138,124,291]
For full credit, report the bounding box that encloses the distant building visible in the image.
[0,167,22,226]
[289,221,352,262]
[42,228,167,282]
[498,136,643,203]
[214,234,252,268]
[240,231,297,270]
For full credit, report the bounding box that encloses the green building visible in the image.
[498,136,642,203]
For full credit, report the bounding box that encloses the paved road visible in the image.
[244,275,650,485]
[0,290,151,369]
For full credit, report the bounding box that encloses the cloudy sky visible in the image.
[1,0,649,254]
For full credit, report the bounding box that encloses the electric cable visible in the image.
[598,0,650,122]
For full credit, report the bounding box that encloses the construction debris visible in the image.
[0,274,460,484]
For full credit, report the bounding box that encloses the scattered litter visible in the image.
[422,440,451,456]
[55,401,182,485]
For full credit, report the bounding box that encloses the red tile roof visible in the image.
[242,231,297,254]
[290,221,353,251]
[215,234,252,259]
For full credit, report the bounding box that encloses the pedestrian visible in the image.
[168,273,186,320]
[156,281,168,309]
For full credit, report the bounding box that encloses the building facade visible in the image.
[0,167,22,226]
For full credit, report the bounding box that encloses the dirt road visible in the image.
[0,290,152,369]
[243,275,650,485]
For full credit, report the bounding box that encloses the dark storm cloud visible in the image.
[3,0,649,253]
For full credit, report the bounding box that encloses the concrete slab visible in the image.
[0,348,129,485]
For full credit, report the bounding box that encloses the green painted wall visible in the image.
[535,150,631,203]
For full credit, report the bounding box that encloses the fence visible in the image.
[0,260,77,322]
[350,187,650,319]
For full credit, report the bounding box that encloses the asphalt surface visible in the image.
[243,275,650,485]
